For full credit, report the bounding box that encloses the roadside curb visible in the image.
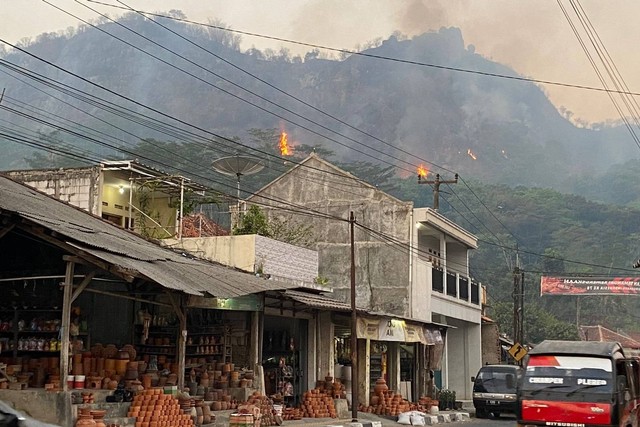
[302,411,471,426]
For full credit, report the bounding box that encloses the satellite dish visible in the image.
[212,155,265,205]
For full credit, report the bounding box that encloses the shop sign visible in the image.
[187,294,263,311]
[356,317,427,344]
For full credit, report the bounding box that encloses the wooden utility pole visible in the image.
[349,211,358,422]
[418,173,458,210]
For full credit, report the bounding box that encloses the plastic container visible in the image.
[74,374,85,389]
[67,375,75,389]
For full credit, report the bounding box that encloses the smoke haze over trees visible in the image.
[2,12,640,341]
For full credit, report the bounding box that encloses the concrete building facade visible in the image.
[246,154,482,401]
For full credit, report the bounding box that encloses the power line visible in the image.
[87,0,640,97]
[1,6,620,280]
[67,2,523,254]
[44,0,428,180]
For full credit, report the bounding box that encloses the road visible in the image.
[466,414,518,426]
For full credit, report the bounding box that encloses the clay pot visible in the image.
[90,410,106,427]
[374,378,388,395]
[142,374,152,389]
[75,414,96,427]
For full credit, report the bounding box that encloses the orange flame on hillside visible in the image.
[467,149,477,160]
[279,131,292,156]
[417,164,428,179]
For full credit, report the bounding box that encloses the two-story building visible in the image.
[244,153,482,401]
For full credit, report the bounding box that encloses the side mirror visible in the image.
[471,376,475,383]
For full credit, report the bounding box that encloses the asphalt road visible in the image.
[466,414,518,426]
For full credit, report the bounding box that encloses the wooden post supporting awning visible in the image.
[60,261,74,392]
[167,292,187,391]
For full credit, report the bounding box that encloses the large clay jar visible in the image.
[374,378,388,395]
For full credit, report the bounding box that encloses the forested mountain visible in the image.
[2,12,640,342]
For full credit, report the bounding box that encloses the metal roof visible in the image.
[279,290,455,328]
[281,289,362,312]
[0,174,296,298]
[529,340,623,357]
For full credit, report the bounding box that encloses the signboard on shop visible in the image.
[187,294,263,311]
[356,317,428,344]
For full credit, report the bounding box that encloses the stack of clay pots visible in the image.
[245,391,277,426]
[282,407,303,421]
[360,377,411,416]
[128,388,194,427]
[301,388,337,418]
[317,374,346,399]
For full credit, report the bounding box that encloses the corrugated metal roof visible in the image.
[282,289,358,312]
[280,290,455,328]
[0,174,296,298]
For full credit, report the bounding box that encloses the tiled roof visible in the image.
[580,325,640,349]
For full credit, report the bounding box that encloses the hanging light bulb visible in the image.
[118,185,125,195]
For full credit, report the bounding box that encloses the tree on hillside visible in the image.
[23,131,92,169]
[490,301,579,344]
[233,205,314,247]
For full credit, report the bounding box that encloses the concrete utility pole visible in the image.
[349,211,358,422]
[418,173,458,210]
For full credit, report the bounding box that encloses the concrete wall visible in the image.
[248,155,413,317]
[255,235,318,283]
[411,257,431,322]
[441,318,482,400]
[481,322,501,365]
[445,241,468,276]
[7,166,101,214]
[316,311,333,383]
[0,389,72,425]
[163,235,319,286]
[163,235,257,272]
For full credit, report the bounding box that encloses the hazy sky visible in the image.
[3,0,640,124]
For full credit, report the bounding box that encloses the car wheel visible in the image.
[475,408,487,418]
[492,412,501,418]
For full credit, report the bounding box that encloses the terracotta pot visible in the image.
[75,414,96,427]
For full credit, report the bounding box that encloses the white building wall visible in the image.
[7,168,99,213]
[444,319,482,400]
[255,235,318,283]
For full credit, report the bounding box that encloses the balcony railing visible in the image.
[471,281,480,304]
[459,276,469,301]
[432,268,444,293]
[446,272,457,297]
[430,268,480,305]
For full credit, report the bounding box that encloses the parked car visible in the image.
[472,364,522,418]
[0,401,60,427]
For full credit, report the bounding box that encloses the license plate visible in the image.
[487,400,499,405]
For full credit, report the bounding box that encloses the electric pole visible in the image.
[512,258,525,362]
[418,173,458,210]
[349,211,358,422]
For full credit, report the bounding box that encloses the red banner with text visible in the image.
[540,276,640,296]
